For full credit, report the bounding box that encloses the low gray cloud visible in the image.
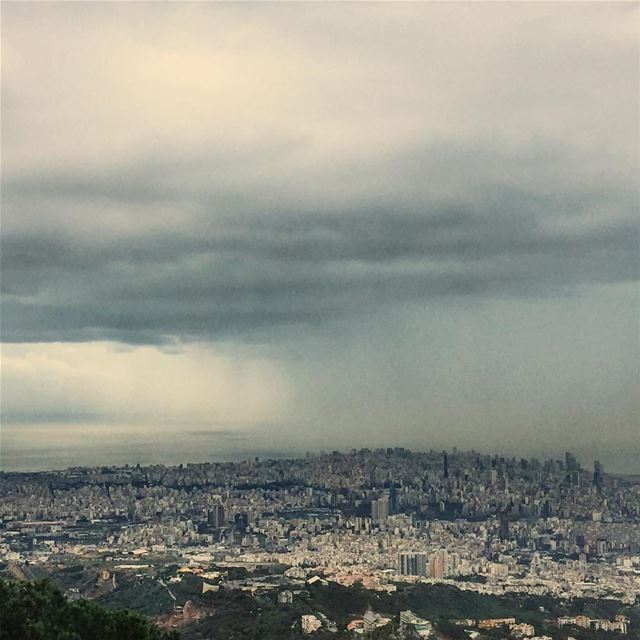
[2,136,637,344]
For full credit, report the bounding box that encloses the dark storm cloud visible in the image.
[2,139,637,344]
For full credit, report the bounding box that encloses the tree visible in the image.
[0,579,179,640]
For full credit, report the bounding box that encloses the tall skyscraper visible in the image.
[499,515,510,542]
[389,486,399,514]
[234,512,249,532]
[208,504,225,530]
[594,460,603,491]
[372,495,390,522]
[429,550,446,579]
[565,452,579,472]
[443,451,449,479]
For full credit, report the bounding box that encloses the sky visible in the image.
[1,2,639,472]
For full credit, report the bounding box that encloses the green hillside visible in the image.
[0,579,179,640]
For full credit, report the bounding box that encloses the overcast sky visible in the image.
[2,2,638,471]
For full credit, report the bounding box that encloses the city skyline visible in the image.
[2,2,639,472]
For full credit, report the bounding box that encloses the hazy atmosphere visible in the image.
[2,2,638,472]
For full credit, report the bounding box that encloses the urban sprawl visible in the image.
[1,448,639,639]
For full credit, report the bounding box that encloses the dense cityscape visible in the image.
[1,448,638,639]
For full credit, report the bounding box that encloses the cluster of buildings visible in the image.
[557,614,629,634]
[297,610,578,638]
[1,448,638,624]
[345,610,392,635]
[398,549,455,579]
[301,608,423,637]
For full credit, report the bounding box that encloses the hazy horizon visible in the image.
[2,421,639,476]
[2,3,638,473]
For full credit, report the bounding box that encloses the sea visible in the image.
[1,422,639,476]
[0,423,295,472]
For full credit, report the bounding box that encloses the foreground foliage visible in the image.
[0,579,179,640]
